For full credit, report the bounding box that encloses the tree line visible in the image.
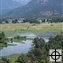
[42,17,63,23]
[0,17,63,24]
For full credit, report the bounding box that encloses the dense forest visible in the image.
[0,32,63,63]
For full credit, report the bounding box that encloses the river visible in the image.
[0,32,58,56]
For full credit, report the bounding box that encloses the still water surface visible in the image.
[0,40,32,56]
[0,32,57,56]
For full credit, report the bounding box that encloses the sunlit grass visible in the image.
[0,22,63,33]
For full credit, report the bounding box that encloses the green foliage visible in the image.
[48,34,63,49]
[16,33,63,63]
[0,32,5,43]
[14,35,26,40]
[23,19,40,24]
[0,32,8,47]
[12,19,18,23]
[5,20,9,23]
[28,37,46,63]
[0,57,10,63]
[0,19,2,24]
[16,54,29,63]
[48,17,63,23]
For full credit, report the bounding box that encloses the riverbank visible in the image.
[0,40,32,56]
[0,54,21,63]
[0,38,33,49]
[0,31,58,48]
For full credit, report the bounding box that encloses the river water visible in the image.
[0,32,58,56]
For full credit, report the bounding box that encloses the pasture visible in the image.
[0,22,63,33]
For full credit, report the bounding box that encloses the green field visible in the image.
[0,22,63,33]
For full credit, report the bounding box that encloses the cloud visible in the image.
[13,0,31,4]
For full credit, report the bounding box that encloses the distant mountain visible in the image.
[0,0,27,16]
[3,0,63,18]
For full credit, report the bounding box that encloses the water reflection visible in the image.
[0,40,32,56]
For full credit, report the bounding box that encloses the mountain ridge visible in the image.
[0,0,31,16]
[3,0,63,18]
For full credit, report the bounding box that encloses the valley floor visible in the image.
[0,22,63,33]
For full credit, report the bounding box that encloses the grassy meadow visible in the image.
[0,22,63,33]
